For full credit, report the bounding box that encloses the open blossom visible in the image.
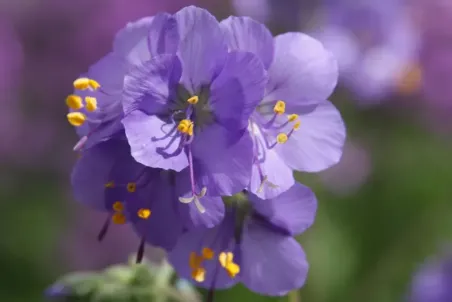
[219,17,345,199]
[168,183,317,296]
[71,136,224,257]
[120,7,267,210]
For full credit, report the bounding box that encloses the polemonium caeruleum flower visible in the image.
[311,0,419,103]
[219,17,345,199]
[168,183,317,296]
[71,136,224,257]
[408,250,452,302]
[121,7,267,210]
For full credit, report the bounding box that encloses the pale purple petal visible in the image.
[71,139,130,210]
[147,13,179,56]
[174,6,228,92]
[248,126,294,199]
[113,17,154,66]
[220,16,274,69]
[265,33,338,110]
[276,100,346,172]
[240,220,309,295]
[122,54,182,115]
[209,51,267,130]
[122,111,188,172]
[249,182,317,236]
[192,124,254,196]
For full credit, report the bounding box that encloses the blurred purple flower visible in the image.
[168,183,317,296]
[219,17,345,199]
[408,250,452,302]
[311,0,420,103]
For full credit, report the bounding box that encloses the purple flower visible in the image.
[408,250,452,302]
[219,16,345,199]
[71,137,224,254]
[120,7,267,210]
[168,183,317,296]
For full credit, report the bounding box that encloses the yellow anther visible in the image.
[137,208,151,219]
[202,247,214,260]
[189,252,204,269]
[219,252,240,278]
[127,182,136,193]
[88,79,101,90]
[177,119,194,136]
[112,201,124,212]
[105,181,115,188]
[67,112,86,127]
[85,97,97,112]
[276,133,288,144]
[293,120,301,130]
[73,78,90,90]
[112,212,126,224]
[191,267,206,282]
[65,94,83,110]
[273,100,286,115]
[288,114,299,122]
[187,95,199,105]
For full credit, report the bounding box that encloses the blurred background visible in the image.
[1,0,452,301]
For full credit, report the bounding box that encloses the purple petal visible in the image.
[126,172,184,251]
[276,100,346,172]
[265,33,338,110]
[113,17,154,66]
[240,220,309,295]
[192,124,254,196]
[220,16,274,69]
[248,125,294,199]
[249,182,317,236]
[122,111,188,172]
[71,139,131,210]
[122,54,182,115]
[147,13,179,56]
[174,6,228,92]
[168,212,238,289]
[209,51,267,130]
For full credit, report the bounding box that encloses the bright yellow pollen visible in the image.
[187,95,199,105]
[273,100,286,115]
[219,252,240,278]
[105,181,115,188]
[65,94,83,110]
[112,212,126,224]
[288,114,299,122]
[67,112,86,127]
[189,252,204,269]
[112,201,124,212]
[202,247,214,260]
[293,120,301,130]
[127,182,136,193]
[177,119,194,136]
[191,267,206,282]
[85,97,97,112]
[277,133,288,144]
[137,208,151,219]
[88,79,101,90]
[73,78,90,90]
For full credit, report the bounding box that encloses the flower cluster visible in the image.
[68,6,345,297]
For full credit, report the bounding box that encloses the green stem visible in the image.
[288,290,300,302]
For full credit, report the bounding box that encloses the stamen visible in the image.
[105,181,115,188]
[112,212,126,224]
[137,208,151,219]
[73,78,90,90]
[65,95,83,110]
[136,237,146,264]
[67,112,86,127]
[187,95,199,105]
[189,252,204,269]
[191,267,206,282]
[112,201,124,212]
[88,79,101,90]
[127,182,136,193]
[276,133,288,144]
[177,119,194,136]
[97,215,111,242]
[273,100,286,115]
[218,252,240,278]
[293,120,301,130]
[73,136,88,151]
[202,247,214,260]
[193,196,206,213]
[287,114,298,122]
[85,97,97,112]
